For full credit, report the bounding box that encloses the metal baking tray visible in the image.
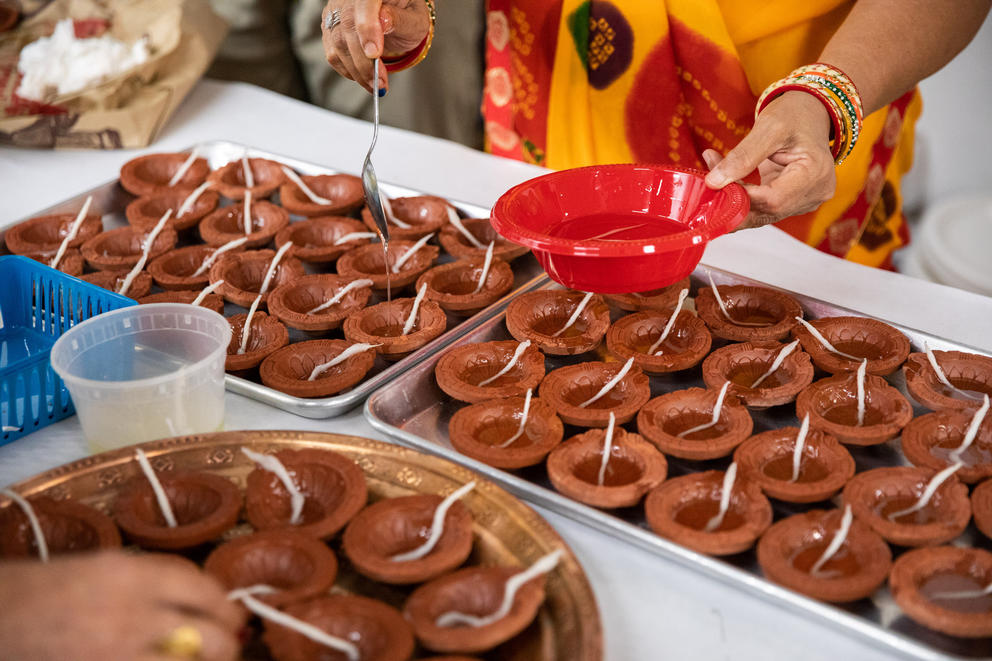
[0,140,547,418]
[365,265,992,660]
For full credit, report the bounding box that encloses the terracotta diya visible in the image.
[265,594,415,661]
[207,157,286,200]
[439,217,529,262]
[904,350,992,412]
[796,371,913,446]
[337,240,440,291]
[602,277,691,313]
[139,290,225,315]
[278,172,365,216]
[607,307,712,374]
[695,283,802,343]
[342,492,474,584]
[274,216,371,264]
[259,339,378,398]
[199,200,290,249]
[757,507,892,603]
[972,478,992,541]
[889,546,992,638]
[210,249,306,307]
[636,385,753,460]
[342,295,446,360]
[22,249,84,276]
[119,152,210,197]
[0,495,121,558]
[842,466,971,547]
[362,195,451,241]
[125,188,219,232]
[204,529,338,607]
[435,340,545,404]
[226,311,289,373]
[245,448,368,539]
[80,225,177,271]
[506,290,611,356]
[702,341,814,408]
[448,393,563,469]
[417,256,514,316]
[540,359,652,427]
[792,316,910,376]
[148,244,245,291]
[645,466,772,556]
[268,274,373,333]
[4,212,102,255]
[902,405,992,484]
[80,270,153,299]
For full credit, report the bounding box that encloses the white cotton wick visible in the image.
[596,413,617,487]
[308,343,380,381]
[238,295,264,355]
[381,195,412,229]
[191,236,249,278]
[790,414,811,483]
[191,280,224,307]
[228,584,278,600]
[855,359,867,427]
[1,489,49,562]
[243,190,254,237]
[167,149,199,187]
[2,426,20,432]
[886,462,964,521]
[704,462,738,533]
[49,195,92,269]
[552,291,594,339]
[134,448,178,528]
[928,581,992,601]
[707,273,766,327]
[436,549,564,628]
[241,154,255,188]
[176,181,211,217]
[579,358,635,409]
[117,209,172,296]
[401,283,428,336]
[391,233,435,274]
[472,242,496,295]
[478,341,531,387]
[334,231,379,246]
[497,389,533,448]
[950,394,990,464]
[678,381,732,439]
[750,339,801,389]
[648,288,690,355]
[281,166,332,205]
[446,206,486,249]
[241,447,304,526]
[810,505,854,578]
[259,241,294,296]
[307,279,374,315]
[391,481,476,562]
[924,342,983,401]
[794,317,861,361]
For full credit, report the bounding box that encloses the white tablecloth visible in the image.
[3,79,991,660]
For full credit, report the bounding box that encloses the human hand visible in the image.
[703,91,837,231]
[0,551,245,661]
[321,0,432,94]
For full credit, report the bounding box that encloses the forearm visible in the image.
[819,0,991,114]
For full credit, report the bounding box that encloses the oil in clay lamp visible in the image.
[269,274,374,333]
[606,288,712,373]
[147,237,248,291]
[0,490,121,559]
[694,276,803,343]
[702,339,814,408]
[889,546,992,638]
[119,150,210,197]
[338,235,440,292]
[435,340,545,404]
[343,283,447,360]
[902,395,992,484]
[417,244,514,316]
[139,286,225,316]
[199,191,290,249]
[637,383,753,460]
[21,249,84,276]
[438,212,528,262]
[225,308,289,373]
[644,463,773,556]
[539,357,651,427]
[210,243,305,307]
[4,196,102,255]
[792,316,910,376]
[125,183,219,232]
[362,194,451,241]
[506,289,611,355]
[547,413,667,509]
[260,340,378,398]
[757,505,892,603]
[274,216,374,264]
[342,482,475,584]
[903,346,992,412]
[207,155,286,200]
[842,464,971,547]
[972,478,992,541]
[448,389,564,469]
[80,224,177,272]
[277,168,365,216]
[602,277,690,313]
[80,270,153,299]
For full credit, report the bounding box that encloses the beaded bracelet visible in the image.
[383,0,436,73]
[756,83,846,161]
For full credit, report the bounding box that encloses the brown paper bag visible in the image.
[0,0,227,149]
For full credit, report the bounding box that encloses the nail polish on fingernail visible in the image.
[378,87,386,97]
[363,42,377,58]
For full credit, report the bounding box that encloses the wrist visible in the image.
[383,0,435,71]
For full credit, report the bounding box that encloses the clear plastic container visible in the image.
[50,304,231,453]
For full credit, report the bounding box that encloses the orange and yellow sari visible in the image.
[482,0,921,268]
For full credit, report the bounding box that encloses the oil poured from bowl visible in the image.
[546,214,686,242]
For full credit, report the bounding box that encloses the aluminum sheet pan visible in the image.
[365,265,992,661]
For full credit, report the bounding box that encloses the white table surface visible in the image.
[3,79,992,661]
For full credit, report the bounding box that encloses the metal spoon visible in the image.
[362,58,389,244]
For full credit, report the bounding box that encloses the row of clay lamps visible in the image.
[435,281,992,637]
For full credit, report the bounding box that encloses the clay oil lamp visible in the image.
[80,225,177,271]
[435,340,545,404]
[124,184,219,233]
[902,397,992,484]
[204,530,338,607]
[972,478,992,541]
[546,413,667,509]
[147,238,247,291]
[342,283,446,360]
[278,169,365,216]
[210,245,305,308]
[417,248,514,316]
[889,546,992,638]
[4,205,102,255]
[226,309,289,373]
[0,493,121,559]
[274,216,373,264]
[139,289,225,315]
[113,449,242,550]
[119,151,210,197]
[362,194,451,241]
[403,549,561,654]
[702,340,814,408]
[80,270,153,299]
[244,447,368,540]
[734,415,855,502]
[22,249,84,276]
[207,156,286,200]
[636,383,753,460]
[694,279,802,343]
[606,288,712,373]
[448,390,563,469]
[904,347,992,412]
[338,236,440,292]
[259,340,378,398]
[792,315,910,376]
[269,274,373,333]
[796,361,913,446]
[842,465,971,547]
[199,193,290,249]
[439,214,528,262]
[506,289,610,356]
[644,464,773,556]
[342,482,474,584]
[602,277,690,313]
[757,506,892,603]
[540,358,651,427]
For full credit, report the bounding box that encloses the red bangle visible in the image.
[758,83,845,161]
[383,32,431,72]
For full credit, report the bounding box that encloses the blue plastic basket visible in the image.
[0,255,136,445]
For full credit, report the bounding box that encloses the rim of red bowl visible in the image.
[491,164,749,256]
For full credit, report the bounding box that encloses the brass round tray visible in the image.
[6,430,603,661]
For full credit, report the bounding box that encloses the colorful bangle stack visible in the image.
[382,0,436,73]
[755,63,864,165]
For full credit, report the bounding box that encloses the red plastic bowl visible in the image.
[491,164,748,294]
